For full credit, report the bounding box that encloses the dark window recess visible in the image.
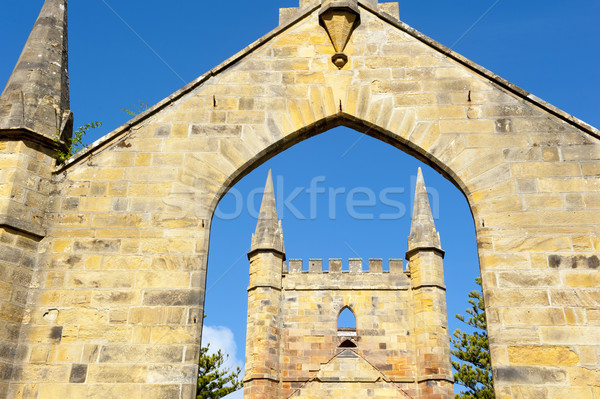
[339,339,357,348]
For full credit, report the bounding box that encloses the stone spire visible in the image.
[0,0,72,142]
[407,168,442,252]
[250,170,285,257]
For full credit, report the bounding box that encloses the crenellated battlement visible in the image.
[285,258,405,274]
[282,257,410,291]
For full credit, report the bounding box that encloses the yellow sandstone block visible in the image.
[87,364,147,383]
[56,308,108,325]
[287,100,304,130]
[135,272,190,288]
[37,384,87,399]
[65,272,134,289]
[150,326,196,344]
[295,72,325,84]
[128,182,173,197]
[568,366,600,387]
[78,325,132,343]
[136,153,152,166]
[51,343,83,363]
[549,388,593,399]
[86,384,142,398]
[507,345,579,366]
[393,92,436,107]
[512,162,581,178]
[29,345,50,363]
[416,106,465,120]
[439,119,496,134]
[140,239,195,254]
[52,239,72,253]
[79,197,112,212]
[564,272,600,288]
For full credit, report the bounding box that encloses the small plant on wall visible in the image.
[120,99,149,117]
[55,121,102,164]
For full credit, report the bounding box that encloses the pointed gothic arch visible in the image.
[0,0,598,398]
[337,306,357,331]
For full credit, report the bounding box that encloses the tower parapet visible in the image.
[286,258,405,273]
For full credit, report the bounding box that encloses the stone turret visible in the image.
[0,2,72,396]
[406,168,453,398]
[0,0,71,236]
[0,0,72,143]
[249,170,285,258]
[407,168,442,254]
[245,170,286,399]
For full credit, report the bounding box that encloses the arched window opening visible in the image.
[205,126,483,390]
[337,307,357,337]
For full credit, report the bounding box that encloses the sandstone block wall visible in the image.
[0,140,56,398]
[0,0,598,397]
[280,258,417,396]
[290,349,411,398]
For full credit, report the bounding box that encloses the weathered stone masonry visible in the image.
[244,169,453,398]
[0,0,599,398]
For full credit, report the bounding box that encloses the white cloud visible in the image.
[202,325,244,372]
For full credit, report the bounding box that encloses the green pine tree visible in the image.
[197,344,243,399]
[451,277,494,399]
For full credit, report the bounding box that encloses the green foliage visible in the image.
[451,277,494,399]
[197,344,243,399]
[55,121,102,163]
[120,99,149,117]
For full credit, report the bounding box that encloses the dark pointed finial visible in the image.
[250,170,285,257]
[0,0,72,142]
[408,168,441,251]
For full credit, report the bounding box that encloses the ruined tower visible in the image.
[244,170,453,398]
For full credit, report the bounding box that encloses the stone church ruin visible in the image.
[0,0,599,398]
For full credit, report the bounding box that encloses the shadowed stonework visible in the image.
[0,0,599,398]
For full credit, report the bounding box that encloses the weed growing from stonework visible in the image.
[451,277,494,399]
[197,344,243,399]
[121,99,149,117]
[55,121,102,163]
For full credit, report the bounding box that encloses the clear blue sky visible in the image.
[1,0,598,391]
